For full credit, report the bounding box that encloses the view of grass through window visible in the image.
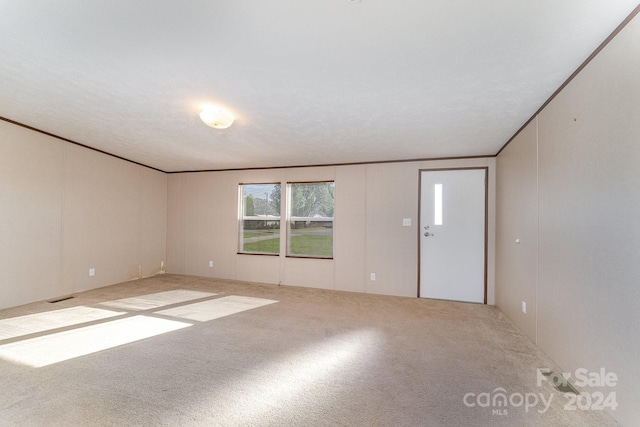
[239,182,335,258]
[287,182,334,258]
[239,183,280,254]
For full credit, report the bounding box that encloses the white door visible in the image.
[419,169,486,303]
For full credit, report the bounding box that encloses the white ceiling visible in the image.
[1,1,638,172]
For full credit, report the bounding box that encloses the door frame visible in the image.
[417,167,489,303]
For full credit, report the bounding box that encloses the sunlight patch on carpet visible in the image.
[0,306,123,340]
[199,329,381,424]
[156,295,278,322]
[0,316,191,368]
[100,289,215,310]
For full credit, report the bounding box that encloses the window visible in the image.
[287,182,334,258]
[434,183,443,225]
[238,183,281,255]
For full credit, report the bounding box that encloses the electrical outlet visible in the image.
[370,273,376,281]
[522,301,527,314]
[89,268,95,277]
[209,260,214,268]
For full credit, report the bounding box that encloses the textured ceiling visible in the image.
[1,1,638,172]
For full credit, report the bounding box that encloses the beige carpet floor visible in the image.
[0,274,619,426]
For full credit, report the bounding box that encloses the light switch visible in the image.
[402,218,411,227]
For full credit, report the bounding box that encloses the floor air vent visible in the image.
[48,296,75,303]
[542,371,580,394]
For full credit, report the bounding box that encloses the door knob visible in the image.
[424,231,434,237]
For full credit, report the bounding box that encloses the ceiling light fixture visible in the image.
[199,106,235,129]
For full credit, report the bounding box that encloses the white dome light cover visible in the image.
[199,107,235,129]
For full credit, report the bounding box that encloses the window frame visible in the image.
[237,182,282,256]
[286,180,335,260]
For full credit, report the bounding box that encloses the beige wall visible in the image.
[0,120,167,309]
[496,119,538,340]
[496,13,640,426]
[0,121,64,309]
[167,157,496,301]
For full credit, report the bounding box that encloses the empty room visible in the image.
[1,1,639,426]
